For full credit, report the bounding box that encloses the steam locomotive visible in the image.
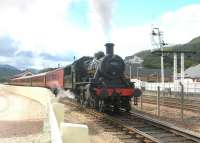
[9,43,141,112]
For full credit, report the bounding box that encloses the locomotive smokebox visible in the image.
[105,43,114,55]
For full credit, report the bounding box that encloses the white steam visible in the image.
[57,89,75,99]
[90,0,115,41]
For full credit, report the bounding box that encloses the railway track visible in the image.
[137,95,200,113]
[61,97,200,143]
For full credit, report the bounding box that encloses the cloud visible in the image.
[157,4,200,45]
[40,52,76,61]
[16,51,34,58]
[0,1,200,70]
[0,36,75,69]
[0,36,18,57]
[111,25,152,57]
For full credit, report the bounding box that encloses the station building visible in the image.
[124,55,173,82]
[182,64,200,82]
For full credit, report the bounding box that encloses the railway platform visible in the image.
[0,84,89,143]
[0,84,47,142]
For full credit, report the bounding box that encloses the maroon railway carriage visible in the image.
[31,73,46,87]
[9,75,32,86]
[9,68,66,93]
[46,68,65,90]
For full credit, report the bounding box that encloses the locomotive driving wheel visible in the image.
[98,99,105,112]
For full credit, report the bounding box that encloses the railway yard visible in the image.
[2,0,200,142]
[0,84,199,143]
[59,90,200,143]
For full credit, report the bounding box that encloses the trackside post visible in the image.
[157,86,160,117]
[179,82,184,120]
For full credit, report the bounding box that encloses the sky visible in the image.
[0,0,200,69]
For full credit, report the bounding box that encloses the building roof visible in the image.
[184,64,200,78]
[125,64,172,77]
[11,72,47,80]
[125,55,143,64]
[10,71,33,79]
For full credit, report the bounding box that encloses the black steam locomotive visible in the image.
[9,42,141,112]
[64,43,141,112]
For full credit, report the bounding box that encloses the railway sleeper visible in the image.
[102,125,115,129]
[135,134,145,139]
[103,128,121,133]
[117,134,133,140]
[135,134,148,142]
[121,138,142,143]
[144,130,167,135]
[176,140,197,143]
[162,136,189,142]
[152,133,176,138]
[143,139,155,143]
[135,127,158,132]
[129,124,150,128]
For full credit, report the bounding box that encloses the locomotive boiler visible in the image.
[73,43,141,112]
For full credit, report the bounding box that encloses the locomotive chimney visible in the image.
[105,43,114,55]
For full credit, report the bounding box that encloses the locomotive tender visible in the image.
[9,43,141,112]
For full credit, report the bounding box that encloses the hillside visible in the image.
[23,68,39,74]
[0,65,21,82]
[38,68,57,73]
[0,65,40,82]
[134,36,200,69]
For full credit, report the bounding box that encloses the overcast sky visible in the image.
[0,0,200,69]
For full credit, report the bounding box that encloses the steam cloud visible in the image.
[90,0,115,40]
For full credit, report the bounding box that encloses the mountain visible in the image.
[134,36,200,70]
[0,65,21,82]
[22,68,39,74]
[0,64,19,71]
[38,68,57,73]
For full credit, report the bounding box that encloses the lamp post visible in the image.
[137,67,142,80]
[129,64,132,79]
[154,72,159,82]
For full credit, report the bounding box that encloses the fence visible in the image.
[134,81,200,95]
